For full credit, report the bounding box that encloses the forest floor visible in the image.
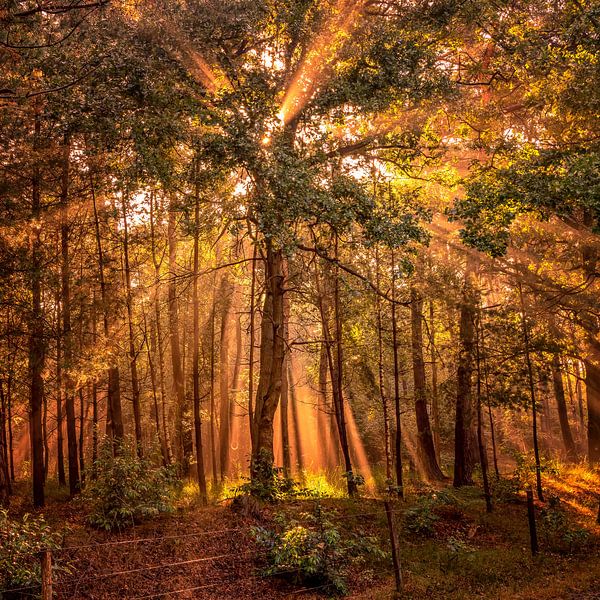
[5,465,600,599]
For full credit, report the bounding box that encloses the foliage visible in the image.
[84,439,176,531]
[539,495,590,554]
[0,509,65,593]
[404,490,463,537]
[252,505,387,595]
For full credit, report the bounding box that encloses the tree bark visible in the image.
[410,287,445,481]
[60,135,80,495]
[168,201,187,470]
[121,193,143,455]
[518,282,544,501]
[251,242,286,483]
[453,256,478,488]
[390,251,403,497]
[90,173,123,445]
[29,102,45,507]
[192,178,208,502]
[551,354,577,461]
[218,276,234,481]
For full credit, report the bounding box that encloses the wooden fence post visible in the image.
[40,549,52,600]
[526,488,538,556]
[384,500,403,598]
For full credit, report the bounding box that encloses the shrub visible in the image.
[0,509,64,594]
[404,490,462,537]
[252,506,386,595]
[84,439,176,531]
[539,495,590,554]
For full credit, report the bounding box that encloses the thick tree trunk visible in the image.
[410,287,445,481]
[551,354,577,461]
[251,243,285,483]
[121,194,143,455]
[454,257,478,488]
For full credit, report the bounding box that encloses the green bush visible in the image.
[539,496,590,554]
[252,506,386,595]
[0,509,64,595]
[84,439,176,531]
[404,490,462,537]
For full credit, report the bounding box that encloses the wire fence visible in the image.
[0,502,402,599]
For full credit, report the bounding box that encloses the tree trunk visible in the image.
[90,173,123,445]
[317,249,357,497]
[454,256,478,488]
[475,310,492,512]
[192,180,208,502]
[585,354,600,464]
[218,276,234,481]
[551,354,577,461]
[121,194,143,455]
[518,282,544,501]
[29,103,45,508]
[390,251,403,497]
[410,287,445,481]
[0,381,10,506]
[55,291,66,486]
[251,243,286,484]
[429,301,441,459]
[61,135,80,495]
[168,202,187,470]
[375,247,392,482]
[149,192,172,465]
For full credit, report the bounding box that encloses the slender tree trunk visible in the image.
[121,193,142,455]
[280,284,291,477]
[390,251,404,497]
[149,192,172,464]
[55,291,66,486]
[288,358,304,473]
[454,256,478,488]
[218,276,234,481]
[317,248,357,497]
[60,135,80,495]
[410,287,445,481]
[30,102,45,507]
[168,202,187,470]
[585,355,600,464]
[78,387,85,482]
[375,247,392,482]
[518,283,544,501]
[209,283,218,487]
[429,301,441,459]
[475,310,492,512]
[7,374,14,482]
[0,381,9,506]
[146,310,167,465]
[248,243,257,447]
[192,179,207,502]
[551,354,577,461]
[90,173,123,445]
[481,329,500,479]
